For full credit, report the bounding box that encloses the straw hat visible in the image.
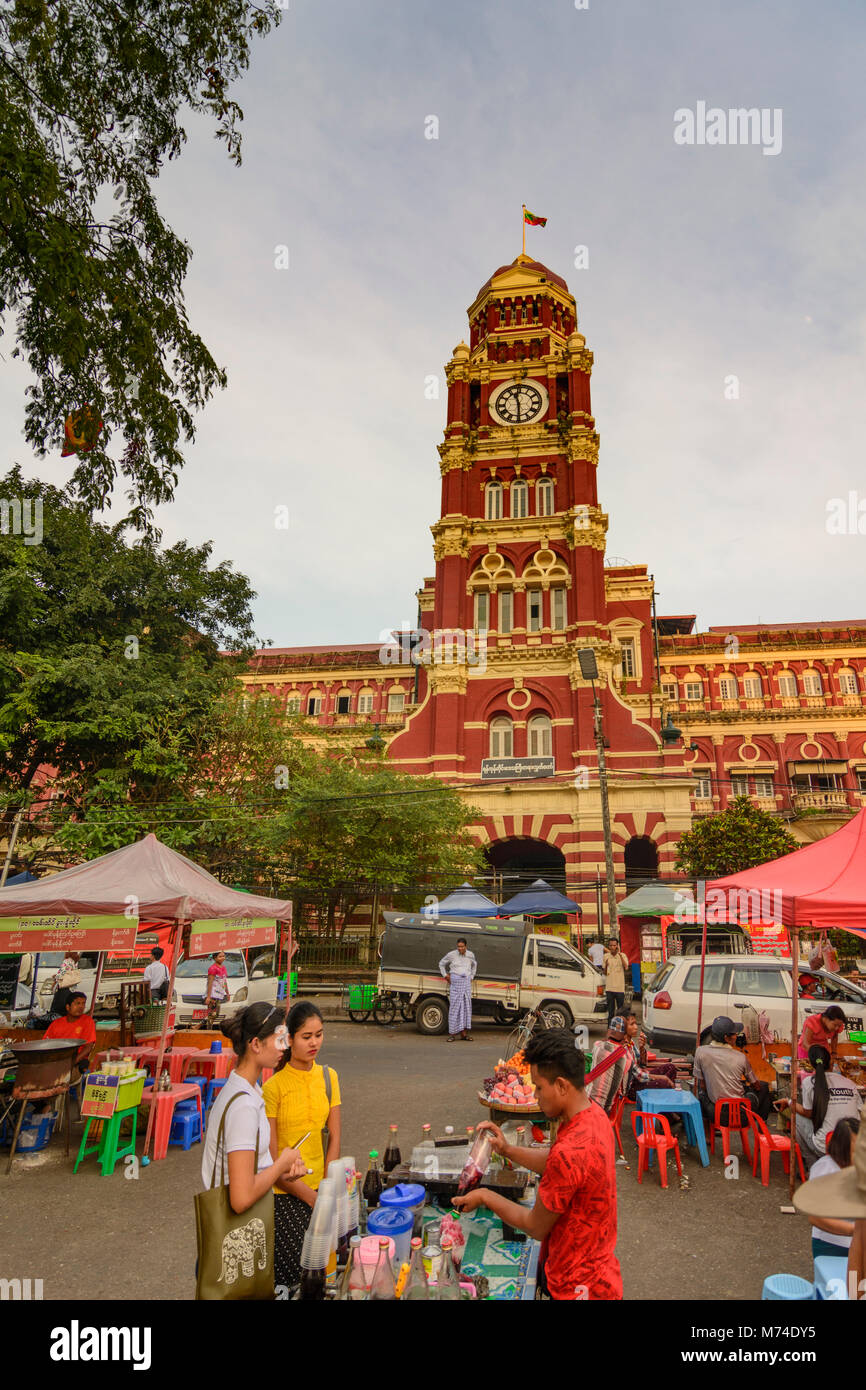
[793,1120,866,1220]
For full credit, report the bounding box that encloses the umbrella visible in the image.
[425,883,500,918]
[497,878,581,916]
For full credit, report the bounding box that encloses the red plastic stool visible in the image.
[632,1111,683,1188]
[709,1097,753,1165]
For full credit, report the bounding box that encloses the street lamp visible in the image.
[577,648,617,943]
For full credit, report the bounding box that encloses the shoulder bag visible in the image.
[194,1092,275,1300]
[321,1064,333,1161]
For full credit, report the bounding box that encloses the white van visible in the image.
[171,949,278,1026]
[10,951,99,1019]
[644,954,866,1054]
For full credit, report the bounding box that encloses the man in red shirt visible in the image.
[453,1028,622,1300]
[44,992,97,1070]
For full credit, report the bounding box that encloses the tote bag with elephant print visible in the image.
[195,1093,275,1300]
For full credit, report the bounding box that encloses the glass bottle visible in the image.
[369,1238,397,1300]
[420,1122,432,1142]
[338,1235,367,1301]
[362,1150,384,1207]
[436,1238,460,1300]
[403,1237,429,1300]
[456,1130,494,1195]
[298,1267,326,1301]
[383,1124,401,1172]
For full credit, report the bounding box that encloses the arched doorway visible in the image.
[484,837,567,901]
[624,835,658,893]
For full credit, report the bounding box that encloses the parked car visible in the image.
[171,949,278,1026]
[643,954,866,1054]
[377,911,606,1034]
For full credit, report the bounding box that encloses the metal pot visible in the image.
[9,1040,81,1096]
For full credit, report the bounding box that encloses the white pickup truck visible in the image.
[377,911,606,1034]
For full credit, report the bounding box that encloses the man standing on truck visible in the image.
[438,937,477,1042]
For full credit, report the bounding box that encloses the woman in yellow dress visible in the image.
[263,1001,341,1293]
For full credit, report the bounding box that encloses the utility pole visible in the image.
[0,810,23,888]
[577,650,617,939]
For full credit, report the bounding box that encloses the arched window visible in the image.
[528,714,552,758]
[536,477,554,516]
[551,588,567,631]
[498,590,514,634]
[474,591,490,632]
[286,694,301,715]
[511,479,528,518]
[489,716,513,758]
[307,691,323,716]
[718,675,738,699]
[485,482,503,520]
[839,668,859,695]
[336,689,353,715]
[743,674,762,698]
[779,671,797,697]
[803,671,823,696]
[357,689,374,714]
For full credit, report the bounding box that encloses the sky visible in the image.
[3,0,866,648]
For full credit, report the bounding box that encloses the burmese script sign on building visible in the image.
[0,914,138,951]
[481,757,555,781]
[187,918,277,957]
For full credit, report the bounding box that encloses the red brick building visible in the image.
[243,255,866,932]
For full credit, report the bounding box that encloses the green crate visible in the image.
[847,1029,866,1044]
[347,983,377,1010]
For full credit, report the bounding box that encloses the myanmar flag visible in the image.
[523,208,547,227]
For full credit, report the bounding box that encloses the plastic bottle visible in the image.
[369,1237,397,1300]
[363,1150,384,1207]
[356,1171,367,1235]
[456,1130,494,1195]
[383,1124,401,1172]
[420,1122,432,1142]
[338,1235,367,1301]
[436,1237,461,1300]
[403,1237,430,1301]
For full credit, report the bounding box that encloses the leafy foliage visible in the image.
[674,796,801,879]
[0,0,281,526]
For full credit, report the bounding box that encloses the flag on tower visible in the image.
[523,208,547,226]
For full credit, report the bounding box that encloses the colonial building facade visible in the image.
[243,255,866,929]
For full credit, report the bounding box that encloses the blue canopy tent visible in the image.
[497,879,582,917]
[424,883,500,919]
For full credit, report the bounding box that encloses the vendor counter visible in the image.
[416,1201,540,1300]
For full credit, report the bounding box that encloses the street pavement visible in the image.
[0,1014,815,1301]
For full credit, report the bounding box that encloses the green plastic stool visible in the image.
[74,1105,138,1177]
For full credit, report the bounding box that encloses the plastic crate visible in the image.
[133,1003,168,1037]
[115,1069,147,1110]
[347,983,377,1010]
[847,1029,866,1044]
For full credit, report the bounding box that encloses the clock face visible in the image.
[489,379,548,425]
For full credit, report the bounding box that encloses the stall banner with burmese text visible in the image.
[0,914,138,952]
[744,920,791,956]
[81,1073,121,1120]
[187,918,277,957]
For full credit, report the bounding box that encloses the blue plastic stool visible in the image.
[173,1098,199,1113]
[813,1255,849,1300]
[762,1273,815,1300]
[168,1107,202,1151]
[184,1074,207,1095]
[205,1077,227,1112]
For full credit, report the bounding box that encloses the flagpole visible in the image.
[522,203,526,256]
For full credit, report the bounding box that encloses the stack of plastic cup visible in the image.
[341,1156,359,1236]
[300,1177,337,1282]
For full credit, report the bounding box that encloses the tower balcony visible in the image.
[791,790,850,813]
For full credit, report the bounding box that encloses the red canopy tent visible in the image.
[0,834,293,1157]
[704,809,866,1200]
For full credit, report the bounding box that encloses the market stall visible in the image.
[496,878,582,946]
[0,833,293,1166]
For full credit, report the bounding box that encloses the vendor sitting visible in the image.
[622,1014,678,1099]
[693,1014,772,1123]
[586,1017,632,1115]
[798,1005,846,1063]
[44,992,97,1073]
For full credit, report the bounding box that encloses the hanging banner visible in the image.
[745,920,790,956]
[0,914,137,952]
[187,918,277,957]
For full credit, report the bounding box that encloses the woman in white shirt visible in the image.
[777,1044,862,1169]
[806,1118,860,1260]
[202,1003,306,1214]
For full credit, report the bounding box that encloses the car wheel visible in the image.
[416,997,449,1035]
[540,1002,573,1031]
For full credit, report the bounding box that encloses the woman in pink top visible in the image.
[797,1006,846,1061]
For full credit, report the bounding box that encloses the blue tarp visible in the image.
[497,878,582,917]
[424,882,500,918]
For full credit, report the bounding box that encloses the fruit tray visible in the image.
[477,1090,544,1116]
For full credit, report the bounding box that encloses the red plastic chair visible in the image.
[708,1097,753,1165]
[609,1093,627,1159]
[631,1111,682,1188]
[746,1110,806,1187]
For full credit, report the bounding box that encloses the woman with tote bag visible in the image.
[196,1003,306,1300]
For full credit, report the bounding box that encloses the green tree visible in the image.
[674,797,800,879]
[0,0,281,527]
[0,467,260,863]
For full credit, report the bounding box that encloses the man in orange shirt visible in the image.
[44,993,97,1072]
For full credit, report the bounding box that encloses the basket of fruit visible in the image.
[479,1051,542,1113]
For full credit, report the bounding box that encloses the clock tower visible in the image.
[388,253,695,934]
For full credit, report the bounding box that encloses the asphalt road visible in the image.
[0,1014,816,1301]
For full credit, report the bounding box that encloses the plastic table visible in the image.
[814,1254,849,1300]
[184,1050,236,1081]
[635,1089,710,1167]
[138,1082,203,1161]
